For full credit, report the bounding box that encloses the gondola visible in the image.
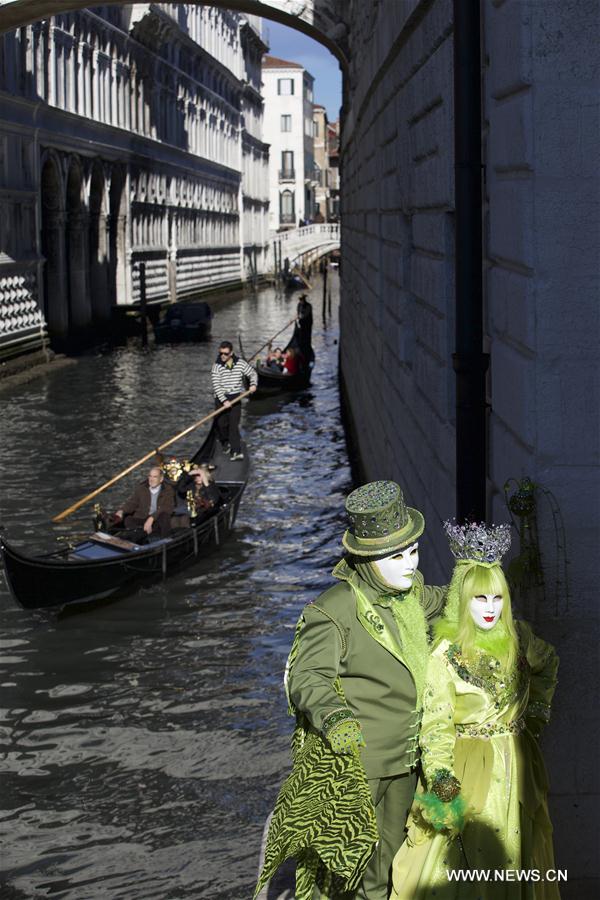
[255,360,313,394]
[246,320,315,397]
[0,425,248,611]
[154,301,212,343]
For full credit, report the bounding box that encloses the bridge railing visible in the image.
[269,223,340,273]
[273,223,340,245]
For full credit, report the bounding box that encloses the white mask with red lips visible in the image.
[469,593,504,630]
[372,543,419,591]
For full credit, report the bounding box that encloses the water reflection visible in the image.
[0,278,349,898]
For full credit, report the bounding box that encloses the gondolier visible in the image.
[211,340,257,461]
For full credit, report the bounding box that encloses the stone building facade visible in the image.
[261,54,316,231]
[0,3,269,354]
[312,103,339,223]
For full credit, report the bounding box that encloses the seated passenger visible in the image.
[115,466,175,538]
[265,346,285,371]
[176,464,221,517]
[282,347,305,375]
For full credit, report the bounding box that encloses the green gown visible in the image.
[391,621,559,899]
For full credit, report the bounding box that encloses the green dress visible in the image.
[391,621,559,899]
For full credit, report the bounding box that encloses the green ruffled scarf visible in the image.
[353,560,431,706]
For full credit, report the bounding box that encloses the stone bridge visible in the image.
[0,1,349,67]
[271,223,340,272]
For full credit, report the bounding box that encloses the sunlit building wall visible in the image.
[0,3,269,353]
[261,54,316,232]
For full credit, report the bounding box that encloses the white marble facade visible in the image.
[0,3,269,352]
[261,55,317,231]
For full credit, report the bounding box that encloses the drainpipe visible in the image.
[452,0,489,522]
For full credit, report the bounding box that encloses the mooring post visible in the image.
[139,261,148,348]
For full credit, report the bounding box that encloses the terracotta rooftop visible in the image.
[263,55,303,69]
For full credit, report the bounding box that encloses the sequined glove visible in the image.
[323,710,366,755]
[416,769,466,836]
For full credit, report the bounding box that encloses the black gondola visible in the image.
[253,310,314,396]
[154,301,212,343]
[255,360,313,394]
[0,426,248,611]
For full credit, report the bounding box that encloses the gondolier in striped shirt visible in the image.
[211,341,257,461]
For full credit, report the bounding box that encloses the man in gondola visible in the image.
[115,466,175,539]
[211,341,257,461]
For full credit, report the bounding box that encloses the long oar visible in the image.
[52,390,253,523]
[246,318,296,363]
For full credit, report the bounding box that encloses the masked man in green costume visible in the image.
[255,481,447,900]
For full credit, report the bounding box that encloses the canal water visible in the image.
[0,276,351,899]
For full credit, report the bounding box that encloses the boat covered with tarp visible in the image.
[154,301,212,343]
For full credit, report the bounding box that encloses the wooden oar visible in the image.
[246,318,296,363]
[52,390,253,523]
[297,270,313,290]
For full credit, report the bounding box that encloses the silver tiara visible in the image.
[443,519,511,564]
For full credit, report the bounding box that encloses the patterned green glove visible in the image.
[324,715,366,755]
[416,769,466,836]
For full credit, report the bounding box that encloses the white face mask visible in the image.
[373,543,419,590]
[469,593,504,630]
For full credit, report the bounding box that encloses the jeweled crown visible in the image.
[443,519,511,564]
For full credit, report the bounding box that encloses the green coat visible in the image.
[287,561,446,779]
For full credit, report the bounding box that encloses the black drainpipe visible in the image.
[452,0,489,522]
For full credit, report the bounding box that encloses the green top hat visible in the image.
[342,480,425,557]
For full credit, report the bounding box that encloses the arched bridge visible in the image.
[270,223,340,273]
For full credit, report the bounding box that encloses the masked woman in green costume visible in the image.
[390,521,559,900]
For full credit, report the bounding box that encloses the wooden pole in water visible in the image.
[51,391,253,522]
[139,261,148,347]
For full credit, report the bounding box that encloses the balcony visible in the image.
[280,213,296,225]
[278,169,296,182]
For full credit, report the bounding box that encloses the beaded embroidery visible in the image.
[322,707,357,734]
[446,643,529,709]
[456,716,526,739]
[527,700,551,722]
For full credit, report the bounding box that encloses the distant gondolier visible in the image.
[296,294,314,363]
[211,340,257,461]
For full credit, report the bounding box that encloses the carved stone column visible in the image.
[66,209,91,329]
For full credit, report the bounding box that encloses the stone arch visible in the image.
[65,156,91,331]
[0,2,349,72]
[40,151,68,343]
[88,160,110,322]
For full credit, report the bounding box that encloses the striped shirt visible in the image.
[211,354,257,403]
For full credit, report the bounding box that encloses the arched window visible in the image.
[280,190,295,225]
